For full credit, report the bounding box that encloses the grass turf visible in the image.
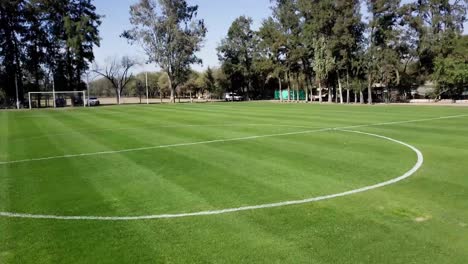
[0,102,467,263]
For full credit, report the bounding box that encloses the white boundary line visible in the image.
[0,129,423,220]
[7,114,468,142]
[1,114,466,166]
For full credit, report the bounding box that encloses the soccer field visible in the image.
[1,102,468,263]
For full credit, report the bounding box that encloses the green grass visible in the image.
[0,102,467,263]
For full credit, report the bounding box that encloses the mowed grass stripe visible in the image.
[1,103,468,263]
[1,127,415,216]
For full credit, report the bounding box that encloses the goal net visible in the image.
[28,91,87,109]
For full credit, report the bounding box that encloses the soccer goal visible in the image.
[28,91,87,109]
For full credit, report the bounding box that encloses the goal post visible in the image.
[28,91,87,109]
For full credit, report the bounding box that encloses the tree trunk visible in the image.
[160,89,163,103]
[338,73,343,104]
[296,82,299,103]
[360,90,364,104]
[116,85,121,105]
[328,86,332,103]
[278,77,283,103]
[319,82,323,103]
[367,74,373,104]
[168,75,175,103]
[354,91,357,104]
[170,89,175,103]
[346,72,350,104]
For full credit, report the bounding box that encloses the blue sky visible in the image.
[93,0,467,73]
[93,0,272,72]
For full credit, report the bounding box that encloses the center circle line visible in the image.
[0,129,423,221]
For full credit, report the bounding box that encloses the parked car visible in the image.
[224,93,243,101]
[87,97,100,106]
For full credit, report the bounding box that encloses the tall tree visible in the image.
[402,0,467,79]
[313,36,335,103]
[258,17,287,102]
[272,0,303,102]
[331,0,364,104]
[123,0,207,103]
[93,56,137,104]
[203,67,216,99]
[217,16,257,99]
[23,0,48,93]
[433,35,468,99]
[298,0,336,103]
[365,0,402,104]
[64,0,102,90]
[0,0,26,103]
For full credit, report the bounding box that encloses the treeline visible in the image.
[89,68,227,101]
[218,0,468,103]
[0,0,101,107]
[2,0,467,107]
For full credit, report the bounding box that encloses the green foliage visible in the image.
[2,104,468,262]
[313,36,335,85]
[217,16,257,95]
[123,0,207,102]
[0,0,101,106]
[402,0,467,77]
[433,36,468,99]
[203,67,216,94]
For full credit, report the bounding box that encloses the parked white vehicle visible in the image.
[224,93,243,101]
[87,97,101,106]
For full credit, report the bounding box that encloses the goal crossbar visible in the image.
[28,91,87,109]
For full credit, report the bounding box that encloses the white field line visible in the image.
[0,129,424,221]
[0,128,329,165]
[1,114,466,166]
[9,113,468,142]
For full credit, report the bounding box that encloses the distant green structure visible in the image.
[274,90,306,100]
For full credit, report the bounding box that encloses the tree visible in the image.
[217,16,257,99]
[64,0,102,90]
[93,56,137,104]
[158,73,171,103]
[331,0,364,104]
[402,0,467,78]
[433,35,468,99]
[0,0,26,103]
[204,67,216,99]
[180,70,203,101]
[258,17,287,102]
[213,67,229,99]
[350,51,367,104]
[365,0,402,104]
[272,0,303,102]
[298,0,336,103]
[23,0,48,93]
[0,0,101,107]
[123,0,207,103]
[313,36,335,103]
